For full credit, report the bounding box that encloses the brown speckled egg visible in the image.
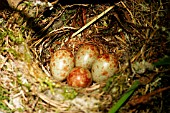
[75,44,99,69]
[67,67,92,88]
[91,54,118,83]
[50,49,74,81]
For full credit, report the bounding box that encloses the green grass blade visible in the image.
[108,80,140,113]
[153,55,170,66]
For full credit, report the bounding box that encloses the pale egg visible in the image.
[75,44,99,69]
[91,54,118,83]
[50,49,74,81]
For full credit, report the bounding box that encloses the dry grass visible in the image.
[0,0,170,113]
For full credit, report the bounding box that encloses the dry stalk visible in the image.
[71,2,121,38]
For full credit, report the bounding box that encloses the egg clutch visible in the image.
[50,44,118,88]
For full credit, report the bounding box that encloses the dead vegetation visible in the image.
[0,0,170,113]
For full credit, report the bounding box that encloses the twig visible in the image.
[128,86,170,106]
[120,1,136,24]
[71,3,120,38]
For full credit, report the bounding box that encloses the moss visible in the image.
[0,86,11,112]
[62,87,78,100]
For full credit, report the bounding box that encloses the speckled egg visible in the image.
[50,49,74,81]
[67,67,92,88]
[91,54,118,83]
[75,44,99,69]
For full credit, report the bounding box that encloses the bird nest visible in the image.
[0,0,170,113]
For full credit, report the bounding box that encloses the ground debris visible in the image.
[0,0,170,113]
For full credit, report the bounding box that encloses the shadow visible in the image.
[0,0,121,38]
[0,0,10,10]
[59,0,120,5]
